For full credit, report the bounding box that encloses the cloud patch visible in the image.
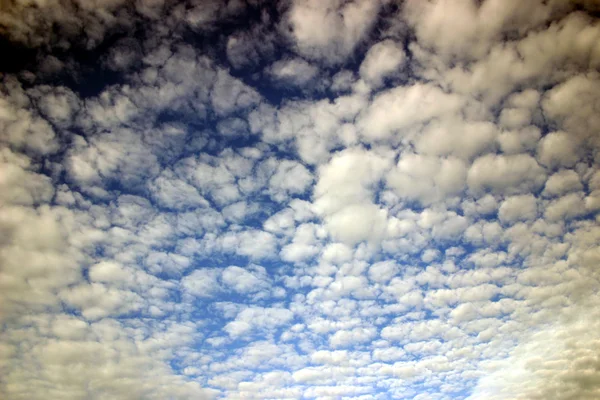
[2,1,600,400]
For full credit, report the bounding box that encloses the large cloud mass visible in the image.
[1,0,600,399]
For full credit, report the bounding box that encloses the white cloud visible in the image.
[211,69,261,116]
[182,268,222,298]
[225,307,294,338]
[313,147,392,244]
[386,153,467,205]
[330,326,377,348]
[3,2,600,400]
[33,85,81,127]
[327,275,369,298]
[267,58,319,87]
[221,229,278,260]
[497,126,542,155]
[58,283,144,320]
[280,223,322,263]
[542,74,600,142]
[325,203,389,245]
[359,39,406,87]
[0,80,59,154]
[0,150,54,206]
[268,159,313,201]
[369,260,399,283]
[66,130,160,194]
[146,251,191,276]
[150,171,210,210]
[415,118,499,160]
[467,153,546,194]
[321,242,353,265]
[304,384,371,397]
[537,131,580,169]
[498,195,538,223]
[544,192,587,221]
[330,70,355,93]
[358,83,466,141]
[88,261,132,284]
[284,0,381,64]
[226,27,276,69]
[543,169,583,197]
[403,0,559,62]
[221,265,269,294]
[310,349,350,365]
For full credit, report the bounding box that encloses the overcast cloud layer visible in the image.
[1,0,600,399]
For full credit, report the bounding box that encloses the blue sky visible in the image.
[1,1,600,399]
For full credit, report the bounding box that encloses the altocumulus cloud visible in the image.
[1,0,600,399]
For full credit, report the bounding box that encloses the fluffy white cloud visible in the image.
[268,159,313,201]
[284,0,381,64]
[404,0,561,62]
[88,261,132,284]
[224,307,294,338]
[330,326,377,348]
[58,283,144,320]
[182,268,222,298]
[368,260,399,283]
[387,153,467,205]
[313,147,392,244]
[468,153,546,194]
[0,79,59,154]
[359,39,406,87]
[358,83,466,141]
[221,229,278,259]
[537,131,580,169]
[543,169,583,197]
[544,192,587,221]
[542,74,600,142]
[0,150,54,205]
[150,171,210,210]
[221,265,270,294]
[415,117,498,160]
[498,195,538,223]
[267,58,319,87]
[211,69,261,116]
[3,2,600,400]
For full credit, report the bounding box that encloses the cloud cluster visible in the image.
[1,0,600,399]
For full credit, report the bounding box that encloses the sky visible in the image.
[1,0,600,399]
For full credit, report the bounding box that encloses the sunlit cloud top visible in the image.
[1,1,600,399]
